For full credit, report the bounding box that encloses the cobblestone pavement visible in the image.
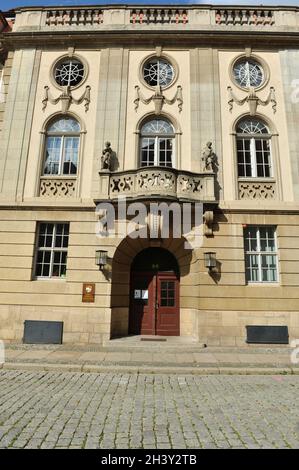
[0,371,299,449]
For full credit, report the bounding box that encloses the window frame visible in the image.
[231,55,269,92]
[244,225,279,284]
[43,118,81,177]
[51,54,88,91]
[143,57,174,88]
[34,222,70,280]
[140,119,175,168]
[236,119,273,179]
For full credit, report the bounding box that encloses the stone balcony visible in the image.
[9,5,299,33]
[96,167,216,203]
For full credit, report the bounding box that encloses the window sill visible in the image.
[238,177,276,182]
[33,277,67,281]
[41,176,77,179]
[246,282,280,286]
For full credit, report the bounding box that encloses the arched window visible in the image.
[140,119,175,168]
[43,117,80,176]
[236,118,272,178]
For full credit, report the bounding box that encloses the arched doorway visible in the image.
[129,248,180,336]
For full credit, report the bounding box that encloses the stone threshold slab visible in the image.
[1,362,298,375]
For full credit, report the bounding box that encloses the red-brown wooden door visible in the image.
[129,271,179,336]
[156,273,180,336]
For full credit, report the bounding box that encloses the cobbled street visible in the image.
[0,371,299,449]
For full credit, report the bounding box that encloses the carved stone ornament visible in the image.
[134,85,183,114]
[227,86,276,116]
[42,85,91,113]
[203,210,214,237]
[202,142,216,172]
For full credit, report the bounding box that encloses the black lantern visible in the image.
[204,252,217,270]
[95,249,108,271]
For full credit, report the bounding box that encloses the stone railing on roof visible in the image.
[215,9,275,26]
[130,9,188,25]
[9,5,299,32]
[45,9,104,27]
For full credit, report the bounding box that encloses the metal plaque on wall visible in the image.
[82,283,95,303]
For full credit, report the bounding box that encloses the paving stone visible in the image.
[0,371,298,449]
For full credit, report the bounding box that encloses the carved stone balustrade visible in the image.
[130,9,188,25]
[238,179,276,200]
[215,9,275,26]
[12,5,290,33]
[97,167,216,202]
[39,177,77,198]
[45,9,104,27]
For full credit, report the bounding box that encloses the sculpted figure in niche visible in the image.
[202,141,216,172]
[101,142,114,171]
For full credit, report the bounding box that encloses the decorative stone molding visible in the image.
[39,178,77,197]
[177,175,203,195]
[137,170,176,194]
[134,85,183,114]
[216,9,274,26]
[238,180,276,199]
[228,86,276,116]
[42,85,91,113]
[110,174,135,194]
[98,167,216,202]
[130,9,188,25]
[203,210,214,236]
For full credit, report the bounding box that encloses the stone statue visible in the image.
[101,142,113,171]
[202,141,216,172]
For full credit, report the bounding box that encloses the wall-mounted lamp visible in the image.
[95,249,108,271]
[204,252,217,272]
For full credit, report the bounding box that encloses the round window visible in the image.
[54,58,85,87]
[233,58,265,89]
[143,58,174,88]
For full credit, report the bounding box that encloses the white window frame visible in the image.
[44,125,80,176]
[34,223,69,279]
[244,226,279,284]
[236,120,273,179]
[140,120,175,168]
[140,135,175,167]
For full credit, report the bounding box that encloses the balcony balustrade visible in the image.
[97,167,216,202]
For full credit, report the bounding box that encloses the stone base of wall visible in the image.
[198,310,299,346]
[0,305,111,345]
[1,305,299,346]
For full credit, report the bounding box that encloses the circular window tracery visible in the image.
[233,58,265,89]
[54,58,85,87]
[143,58,174,88]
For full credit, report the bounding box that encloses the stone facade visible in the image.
[0,4,299,346]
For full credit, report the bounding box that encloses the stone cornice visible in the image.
[3,29,299,50]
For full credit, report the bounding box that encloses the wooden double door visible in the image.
[129,271,180,336]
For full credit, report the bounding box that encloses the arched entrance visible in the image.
[129,248,180,336]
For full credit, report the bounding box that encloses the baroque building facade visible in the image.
[0,4,299,346]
